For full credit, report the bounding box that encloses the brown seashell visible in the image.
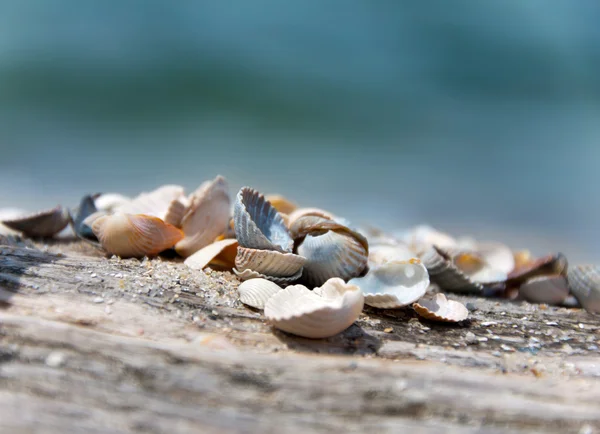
[286,207,337,229]
[175,176,231,257]
[567,265,600,314]
[92,213,184,258]
[265,194,298,215]
[413,293,468,323]
[235,246,305,277]
[506,253,568,287]
[233,268,302,285]
[2,206,70,238]
[184,239,238,271]
[0,208,27,235]
[519,275,569,305]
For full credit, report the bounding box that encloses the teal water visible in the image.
[1,1,599,262]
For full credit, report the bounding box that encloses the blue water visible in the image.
[1,1,599,262]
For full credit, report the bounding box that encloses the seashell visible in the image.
[506,253,567,286]
[413,293,469,323]
[94,193,131,213]
[264,278,364,338]
[175,176,231,257]
[71,195,100,240]
[513,250,533,270]
[2,206,70,238]
[184,239,238,271]
[567,265,600,314]
[0,208,27,235]
[297,229,368,287]
[163,196,190,228]
[237,278,283,309]
[476,242,515,275]
[234,187,293,253]
[265,194,298,215]
[519,275,569,305]
[420,246,483,293]
[117,185,185,220]
[368,243,415,266]
[350,259,429,308]
[235,246,305,277]
[233,268,302,285]
[401,225,457,255]
[287,207,337,229]
[92,213,184,258]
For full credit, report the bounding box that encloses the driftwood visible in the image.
[1,236,600,433]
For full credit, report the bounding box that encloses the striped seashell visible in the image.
[237,278,284,309]
[233,267,302,285]
[567,265,600,314]
[519,275,569,305]
[235,246,305,277]
[2,205,70,238]
[265,194,298,215]
[184,238,238,271]
[264,278,364,339]
[286,207,337,229]
[92,213,184,258]
[234,187,293,253]
[413,293,469,323]
[163,195,190,228]
[419,246,483,293]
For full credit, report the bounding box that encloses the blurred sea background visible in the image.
[1,1,599,262]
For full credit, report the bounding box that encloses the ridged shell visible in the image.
[175,176,231,257]
[506,253,568,286]
[413,293,469,323]
[233,268,302,285]
[118,185,185,220]
[420,246,483,293]
[235,246,305,277]
[1,206,70,238]
[163,196,190,228]
[368,243,415,266]
[92,213,184,258]
[94,193,131,213]
[297,230,368,287]
[184,239,238,271]
[287,207,336,229]
[238,278,283,309]
[265,194,297,215]
[350,259,429,309]
[72,195,99,240]
[567,265,600,314]
[234,187,293,253]
[519,275,569,305]
[264,278,364,338]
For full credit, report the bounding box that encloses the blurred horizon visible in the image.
[1,1,599,262]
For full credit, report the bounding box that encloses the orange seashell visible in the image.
[92,213,183,258]
[184,239,238,271]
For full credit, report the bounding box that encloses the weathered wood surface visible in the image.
[1,237,599,433]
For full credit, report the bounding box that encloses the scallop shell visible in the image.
[175,176,231,257]
[419,246,483,293]
[506,253,567,286]
[519,275,569,305]
[233,268,302,285]
[265,194,298,215]
[184,239,238,271]
[368,243,415,266]
[1,206,70,238]
[94,193,131,213]
[163,196,190,228]
[297,229,368,287]
[567,265,600,314]
[72,195,100,240]
[235,246,305,277]
[118,185,185,220]
[350,259,429,308]
[234,187,293,253]
[238,278,283,309]
[92,213,184,258]
[264,278,364,338]
[413,293,469,322]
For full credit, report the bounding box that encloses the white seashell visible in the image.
[1,206,70,238]
[419,246,483,293]
[235,246,305,277]
[163,195,190,228]
[400,225,457,254]
[94,193,131,213]
[117,185,185,220]
[92,213,184,258]
[175,176,231,257]
[519,275,569,305]
[413,293,469,322]
[233,268,302,285]
[237,278,283,309]
[184,239,238,270]
[475,242,515,275]
[567,265,600,314]
[368,243,415,266]
[350,260,429,308]
[264,278,364,338]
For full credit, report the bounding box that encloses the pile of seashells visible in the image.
[1,175,598,339]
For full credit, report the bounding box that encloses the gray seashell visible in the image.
[238,278,283,309]
[234,187,293,253]
[519,275,569,305]
[413,293,469,323]
[71,195,100,240]
[235,246,305,277]
[233,267,302,285]
[419,246,483,293]
[297,230,368,288]
[567,265,600,314]
[2,206,70,238]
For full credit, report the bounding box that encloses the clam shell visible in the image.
[264,278,364,338]
[233,268,302,285]
[567,265,600,314]
[519,275,569,305]
[184,239,238,271]
[297,229,368,287]
[420,246,483,293]
[477,242,515,275]
[2,206,70,238]
[175,176,231,257]
[0,208,27,235]
[506,253,568,286]
[163,196,190,228]
[401,225,457,254]
[92,213,184,258]
[72,195,100,240]
[287,207,336,228]
[94,193,131,213]
[234,187,293,253]
[238,278,283,309]
[265,194,297,215]
[235,246,305,277]
[118,185,185,220]
[350,259,429,308]
[368,243,415,266]
[413,293,469,322]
